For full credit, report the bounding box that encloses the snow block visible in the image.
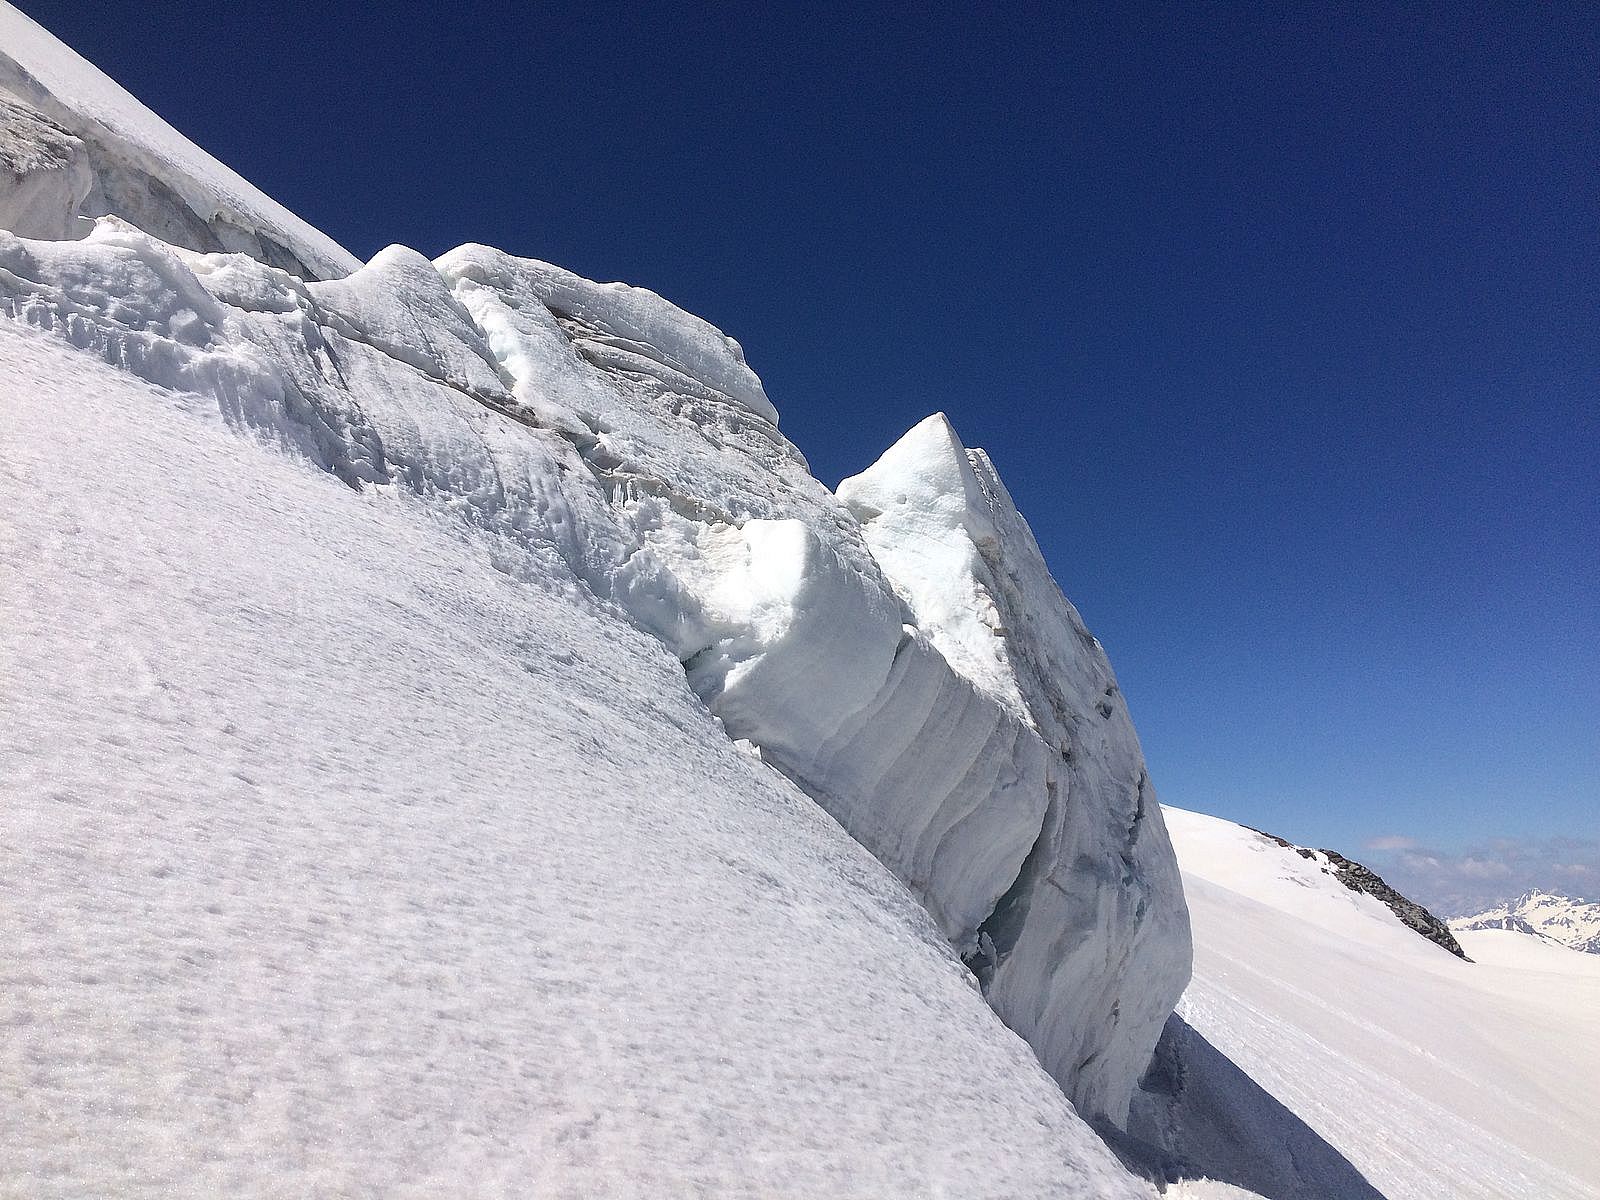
[841,414,1192,1124]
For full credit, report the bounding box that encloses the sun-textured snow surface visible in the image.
[0,14,1195,1186]
[1138,805,1600,1200]
[0,1,358,277]
[0,319,1161,1198]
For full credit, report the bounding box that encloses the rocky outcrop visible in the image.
[1244,825,1467,960]
[1316,849,1468,959]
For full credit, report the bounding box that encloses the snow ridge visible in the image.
[1242,826,1467,959]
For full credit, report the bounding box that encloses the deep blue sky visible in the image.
[30,3,1597,893]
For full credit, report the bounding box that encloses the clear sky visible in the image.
[27,2,1597,903]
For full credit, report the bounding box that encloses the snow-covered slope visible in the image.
[0,1,357,277]
[0,9,1194,1192]
[1132,806,1600,1200]
[0,206,1184,1135]
[1452,889,1600,955]
[0,320,1156,1198]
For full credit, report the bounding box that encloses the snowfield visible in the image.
[0,320,1148,1198]
[4,4,1597,1198]
[1139,806,1600,1200]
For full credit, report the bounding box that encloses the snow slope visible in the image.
[0,7,1195,1188]
[0,1,358,276]
[0,319,1153,1198]
[1133,806,1600,1200]
[0,200,1187,1133]
[1452,890,1600,955]
[0,202,1191,1131]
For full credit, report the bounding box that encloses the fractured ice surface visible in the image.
[0,0,1192,1162]
[0,208,1191,1127]
[842,413,1191,1123]
[0,3,358,278]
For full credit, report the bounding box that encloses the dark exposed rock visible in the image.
[1242,823,1469,960]
[1317,850,1470,960]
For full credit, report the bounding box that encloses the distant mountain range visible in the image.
[1451,890,1600,955]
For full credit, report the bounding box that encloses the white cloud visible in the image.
[1363,835,1417,851]
[1456,857,1513,880]
[1361,833,1600,914]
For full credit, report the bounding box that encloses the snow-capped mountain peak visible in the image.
[1452,889,1600,955]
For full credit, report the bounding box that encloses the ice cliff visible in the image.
[0,0,1189,1152]
[0,3,356,277]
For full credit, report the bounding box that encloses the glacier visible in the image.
[0,320,1154,1198]
[0,186,1189,1134]
[0,1,1191,1193]
[6,8,1597,1200]
[0,2,357,277]
[1132,806,1600,1200]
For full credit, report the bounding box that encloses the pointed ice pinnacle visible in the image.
[841,411,1192,1124]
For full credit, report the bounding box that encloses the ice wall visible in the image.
[0,2,358,278]
[0,211,1190,1125]
[840,415,1192,1122]
[437,245,1058,960]
[0,5,1191,1127]
[1,315,1163,1199]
